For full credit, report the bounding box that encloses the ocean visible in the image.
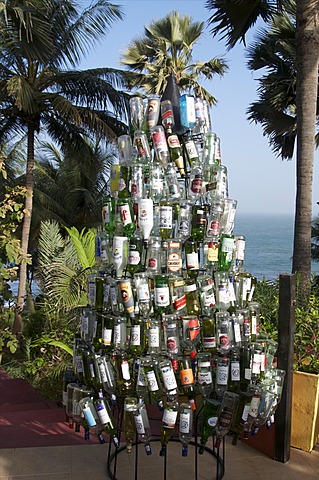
[234,213,319,281]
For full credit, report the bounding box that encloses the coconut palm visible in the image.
[0,0,131,333]
[206,0,319,299]
[120,10,228,105]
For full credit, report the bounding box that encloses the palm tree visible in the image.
[0,1,131,334]
[120,10,228,105]
[206,0,319,300]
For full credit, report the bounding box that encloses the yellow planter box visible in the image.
[291,371,319,452]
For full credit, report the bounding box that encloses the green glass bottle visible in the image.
[228,348,241,393]
[154,274,171,315]
[198,398,222,454]
[184,279,201,316]
[118,164,131,199]
[201,315,217,353]
[128,228,143,275]
[218,234,235,272]
[117,198,136,238]
[191,204,208,243]
[141,356,163,408]
[94,390,119,447]
[102,195,115,237]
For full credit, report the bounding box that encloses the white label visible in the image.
[236,239,246,260]
[204,291,215,307]
[244,368,252,381]
[96,402,111,425]
[130,325,141,346]
[113,324,121,344]
[134,413,145,434]
[198,371,212,385]
[103,284,110,303]
[179,412,191,434]
[241,404,251,422]
[146,370,159,392]
[121,360,130,380]
[138,283,150,303]
[162,409,178,428]
[155,286,170,306]
[252,353,261,374]
[98,362,108,383]
[159,206,173,228]
[221,237,235,253]
[119,203,132,225]
[251,315,257,335]
[102,328,112,346]
[129,250,140,265]
[231,361,240,381]
[217,365,229,385]
[233,322,241,343]
[75,355,84,373]
[149,326,160,347]
[186,252,199,269]
[208,416,218,427]
[161,366,178,390]
[249,397,261,418]
[81,314,89,334]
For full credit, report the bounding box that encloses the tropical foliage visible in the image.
[0,0,130,332]
[120,10,228,104]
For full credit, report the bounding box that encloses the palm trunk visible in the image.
[13,126,35,334]
[292,0,319,302]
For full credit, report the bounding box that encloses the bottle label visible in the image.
[149,326,160,347]
[231,361,240,381]
[167,253,182,273]
[219,334,229,348]
[82,406,96,427]
[242,404,251,421]
[98,362,108,383]
[161,366,178,390]
[159,206,173,229]
[218,409,233,428]
[138,283,150,303]
[119,203,132,226]
[137,367,147,387]
[185,140,198,160]
[208,416,218,427]
[167,134,180,148]
[129,250,141,265]
[148,257,158,270]
[75,355,84,373]
[221,237,235,253]
[186,252,199,270]
[134,413,145,434]
[243,319,251,337]
[166,336,179,354]
[103,283,110,303]
[208,242,219,261]
[179,219,190,236]
[203,336,216,349]
[249,396,261,418]
[180,368,194,386]
[208,220,220,236]
[204,291,215,308]
[174,294,186,311]
[233,323,241,343]
[162,409,178,428]
[155,286,170,306]
[252,353,262,374]
[130,325,141,346]
[96,402,111,425]
[184,283,197,293]
[244,368,252,381]
[80,313,89,335]
[121,360,131,380]
[236,239,246,261]
[198,371,212,385]
[145,370,159,392]
[179,411,191,434]
[102,328,113,345]
[217,365,229,385]
[251,315,257,335]
[191,177,202,194]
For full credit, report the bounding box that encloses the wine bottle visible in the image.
[214,391,239,448]
[184,236,199,278]
[147,316,162,356]
[123,396,137,453]
[184,279,201,316]
[129,315,146,357]
[228,348,241,393]
[198,397,222,454]
[154,274,171,316]
[159,196,173,240]
[218,233,235,271]
[215,353,230,399]
[191,204,208,243]
[152,125,170,166]
[128,228,143,275]
[133,401,153,455]
[141,356,163,408]
[94,390,119,447]
[159,398,179,456]
[197,352,214,398]
[179,401,194,457]
[113,351,133,395]
[201,315,217,353]
[158,358,178,398]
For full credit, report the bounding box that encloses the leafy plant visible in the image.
[294,294,319,374]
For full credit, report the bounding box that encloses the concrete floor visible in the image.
[1,436,318,480]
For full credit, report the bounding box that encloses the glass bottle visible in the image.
[179,356,196,401]
[129,96,147,132]
[203,236,219,273]
[198,397,222,454]
[149,158,165,204]
[166,239,182,276]
[147,96,160,131]
[179,94,196,131]
[112,235,128,278]
[154,274,171,316]
[159,196,173,240]
[113,351,132,395]
[169,276,187,316]
[145,236,162,276]
[94,390,119,447]
[134,272,151,317]
[138,198,154,244]
[118,278,135,319]
[123,396,137,453]
[184,236,199,278]
[162,314,180,357]
[197,274,216,316]
[240,342,253,392]
[216,353,230,398]
[142,356,163,408]
[249,301,260,342]
[214,271,231,310]
[188,162,203,199]
[102,195,115,237]
[191,204,208,243]
[228,348,241,393]
[147,317,162,356]
[218,234,235,272]
[159,358,178,398]
[197,352,214,398]
[216,311,232,352]
[214,391,239,448]
[179,401,194,457]
[183,134,200,170]
[117,198,136,238]
[127,228,143,276]
[201,316,217,353]
[152,125,169,166]
[176,199,192,240]
[133,401,153,455]
[129,315,146,357]
[184,279,201,316]
[159,398,179,456]
[113,315,127,352]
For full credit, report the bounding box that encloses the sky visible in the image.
[78,0,319,216]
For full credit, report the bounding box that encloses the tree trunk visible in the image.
[13,126,35,334]
[292,0,319,302]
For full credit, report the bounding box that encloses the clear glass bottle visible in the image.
[179,401,194,457]
[123,396,137,453]
[133,401,153,455]
[197,352,214,398]
[184,236,200,278]
[159,397,179,456]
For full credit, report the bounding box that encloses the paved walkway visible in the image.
[1,370,318,479]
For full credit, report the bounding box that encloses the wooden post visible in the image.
[274,273,296,463]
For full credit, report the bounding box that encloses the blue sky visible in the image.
[79,0,319,216]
